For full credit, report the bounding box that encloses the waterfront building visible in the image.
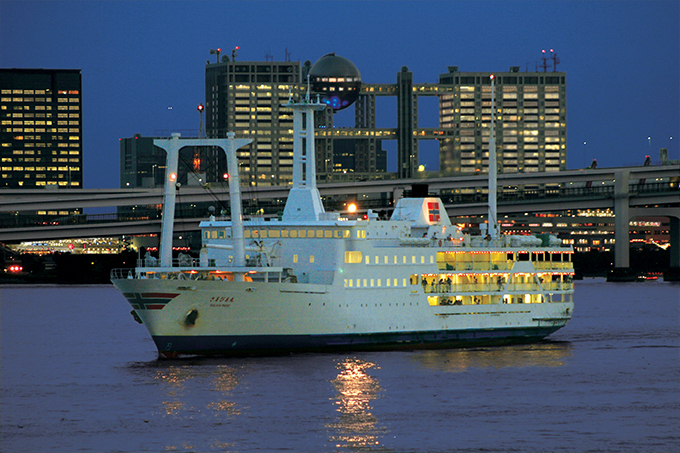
[204,58,302,186]
[203,54,567,183]
[0,68,83,190]
[438,66,567,175]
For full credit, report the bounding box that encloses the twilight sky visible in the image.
[1,0,678,189]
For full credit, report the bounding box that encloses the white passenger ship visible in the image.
[111,83,574,358]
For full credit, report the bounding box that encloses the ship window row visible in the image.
[427,293,571,306]
[344,277,409,288]
[420,272,573,296]
[345,251,436,265]
[204,228,355,240]
[436,251,573,271]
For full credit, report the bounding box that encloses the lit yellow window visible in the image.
[308,229,315,238]
[363,279,367,287]
[244,230,251,238]
[370,279,374,287]
[387,279,391,287]
[349,279,353,287]
[377,280,381,287]
[394,278,398,287]
[290,229,297,238]
[402,278,407,286]
[316,230,323,238]
[281,229,288,238]
[298,230,306,238]
[269,229,280,238]
[343,230,350,238]
[211,230,218,239]
[344,251,363,263]
[293,254,298,263]
[324,230,332,238]
[365,256,370,264]
[310,255,314,263]
[384,256,388,264]
[344,279,348,288]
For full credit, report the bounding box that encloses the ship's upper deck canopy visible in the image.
[390,198,452,228]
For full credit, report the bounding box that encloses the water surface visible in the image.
[1,279,678,452]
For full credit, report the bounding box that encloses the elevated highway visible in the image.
[1,164,678,270]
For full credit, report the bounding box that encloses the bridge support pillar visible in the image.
[609,170,635,281]
[613,170,630,269]
[666,216,680,281]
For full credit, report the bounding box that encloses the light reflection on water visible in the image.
[153,363,241,417]
[327,358,385,450]
[141,344,573,451]
[411,341,573,372]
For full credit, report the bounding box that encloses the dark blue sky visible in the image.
[1,0,678,189]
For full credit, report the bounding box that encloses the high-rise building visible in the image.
[204,55,567,185]
[438,66,567,175]
[205,58,302,186]
[0,68,83,189]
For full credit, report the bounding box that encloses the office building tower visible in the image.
[1,68,83,189]
[438,66,567,175]
[205,58,302,186]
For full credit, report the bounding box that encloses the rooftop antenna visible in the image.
[540,50,549,72]
[209,48,221,63]
[231,46,239,61]
[305,74,311,102]
[550,49,560,72]
[197,104,205,138]
[265,50,273,62]
[284,48,291,62]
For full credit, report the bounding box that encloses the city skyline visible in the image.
[1,0,678,189]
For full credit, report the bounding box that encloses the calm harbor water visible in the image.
[1,279,678,453]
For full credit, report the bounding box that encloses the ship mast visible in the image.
[488,74,499,239]
[282,79,327,221]
[153,134,252,268]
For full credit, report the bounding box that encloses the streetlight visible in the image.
[583,141,587,168]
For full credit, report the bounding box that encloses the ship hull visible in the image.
[151,327,564,357]
[112,277,572,358]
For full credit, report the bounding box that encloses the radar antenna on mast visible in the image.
[550,49,560,72]
[540,50,550,72]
